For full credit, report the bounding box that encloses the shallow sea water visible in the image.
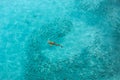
[0,0,120,80]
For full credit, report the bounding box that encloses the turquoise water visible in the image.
[0,0,120,80]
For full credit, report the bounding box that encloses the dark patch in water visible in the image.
[24,19,73,80]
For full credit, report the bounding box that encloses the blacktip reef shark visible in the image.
[48,40,63,48]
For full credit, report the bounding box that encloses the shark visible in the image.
[48,40,63,48]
